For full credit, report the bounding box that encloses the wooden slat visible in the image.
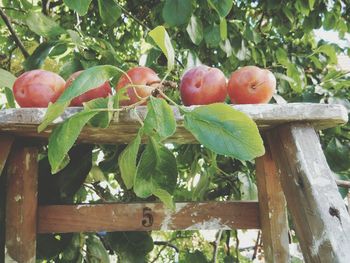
[0,134,14,175]
[0,103,347,144]
[5,142,38,263]
[255,141,290,263]
[37,201,260,233]
[268,123,350,263]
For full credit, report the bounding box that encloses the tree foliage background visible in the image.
[0,0,350,262]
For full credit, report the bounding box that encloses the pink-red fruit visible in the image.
[116,66,160,106]
[65,70,112,106]
[180,66,227,106]
[13,69,66,108]
[227,66,276,104]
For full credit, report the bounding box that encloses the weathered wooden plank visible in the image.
[37,201,260,233]
[0,103,347,144]
[0,134,14,175]
[267,123,350,263]
[5,142,38,263]
[255,141,290,263]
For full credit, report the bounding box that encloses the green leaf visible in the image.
[39,65,119,132]
[153,188,175,210]
[317,44,338,64]
[149,26,175,71]
[275,47,289,66]
[184,250,210,263]
[219,17,227,40]
[106,232,153,262]
[325,138,350,172]
[323,12,337,30]
[204,24,221,47]
[84,96,114,128]
[162,0,193,27]
[118,132,142,189]
[26,11,65,38]
[183,103,265,160]
[186,15,203,45]
[97,0,121,26]
[144,96,176,140]
[4,87,15,108]
[0,68,16,88]
[286,63,304,92]
[64,0,92,16]
[48,110,98,173]
[134,137,178,198]
[308,0,315,10]
[23,42,57,70]
[67,30,83,46]
[208,0,233,17]
[86,235,110,263]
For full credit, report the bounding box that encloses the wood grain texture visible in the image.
[0,134,14,175]
[267,123,350,263]
[0,103,347,144]
[5,142,38,263]
[37,201,260,233]
[256,141,290,263]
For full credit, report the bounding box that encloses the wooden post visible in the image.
[256,140,290,263]
[5,141,38,263]
[267,123,350,263]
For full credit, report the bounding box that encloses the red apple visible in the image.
[227,66,276,104]
[65,70,112,106]
[180,65,227,106]
[13,69,66,108]
[116,66,160,106]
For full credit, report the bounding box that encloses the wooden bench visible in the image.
[1,103,350,262]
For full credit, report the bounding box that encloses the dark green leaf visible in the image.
[86,235,110,263]
[106,232,153,262]
[183,103,265,160]
[134,137,178,198]
[0,68,16,88]
[325,138,350,172]
[26,11,65,38]
[204,24,221,47]
[23,42,57,70]
[144,96,176,140]
[183,250,209,263]
[208,0,233,17]
[37,234,73,260]
[118,132,142,189]
[186,15,203,45]
[61,234,85,263]
[149,26,175,71]
[317,44,337,64]
[48,110,98,173]
[323,12,337,30]
[64,0,92,16]
[97,0,121,26]
[162,0,193,27]
[275,47,289,66]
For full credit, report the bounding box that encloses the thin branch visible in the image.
[212,230,223,263]
[252,230,261,260]
[151,241,179,263]
[0,7,29,58]
[336,179,350,189]
[225,230,231,256]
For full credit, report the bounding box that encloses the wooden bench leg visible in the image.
[267,123,350,262]
[5,140,38,263]
[256,140,290,262]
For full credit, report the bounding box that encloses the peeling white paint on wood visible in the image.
[14,195,22,202]
[185,218,231,230]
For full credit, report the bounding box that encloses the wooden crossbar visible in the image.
[37,201,260,233]
[0,103,347,144]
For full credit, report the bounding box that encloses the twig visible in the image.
[252,230,261,260]
[151,241,179,263]
[336,179,350,189]
[225,230,231,256]
[0,7,29,58]
[212,230,223,263]
[234,230,239,259]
